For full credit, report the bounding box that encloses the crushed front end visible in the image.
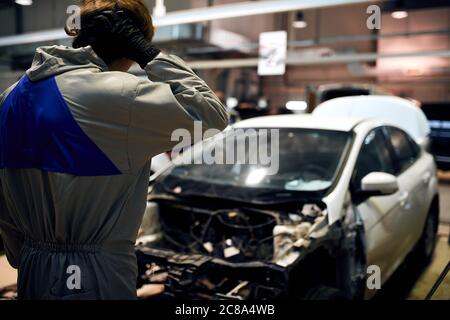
[135,195,338,300]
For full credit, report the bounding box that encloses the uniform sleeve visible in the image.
[128,53,229,163]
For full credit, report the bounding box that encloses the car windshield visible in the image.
[165,128,351,195]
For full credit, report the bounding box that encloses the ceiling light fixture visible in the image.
[293,12,307,29]
[153,0,166,17]
[391,10,408,19]
[226,97,238,109]
[286,101,307,112]
[15,0,33,5]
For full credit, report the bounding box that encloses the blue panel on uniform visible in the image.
[0,75,121,176]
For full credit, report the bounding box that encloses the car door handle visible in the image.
[422,171,431,184]
[398,192,409,208]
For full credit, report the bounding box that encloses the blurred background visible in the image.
[0,0,449,111]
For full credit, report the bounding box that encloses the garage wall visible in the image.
[377,7,450,102]
[260,6,450,109]
[0,1,449,105]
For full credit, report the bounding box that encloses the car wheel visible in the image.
[414,211,437,264]
[303,286,349,300]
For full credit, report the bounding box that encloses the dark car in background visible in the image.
[309,83,392,111]
[421,102,450,170]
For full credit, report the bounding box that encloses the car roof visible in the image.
[232,114,364,132]
[313,95,430,140]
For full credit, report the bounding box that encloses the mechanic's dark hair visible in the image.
[67,0,155,65]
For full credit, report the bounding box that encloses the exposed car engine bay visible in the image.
[134,196,350,300]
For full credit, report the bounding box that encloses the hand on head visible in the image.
[73,10,160,68]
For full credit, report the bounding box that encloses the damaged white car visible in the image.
[135,115,439,300]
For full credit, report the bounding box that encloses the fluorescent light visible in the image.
[391,11,408,19]
[258,98,268,109]
[293,11,307,29]
[15,0,32,5]
[286,101,307,112]
[153,0,166,17]
[293,20,308,28]
[226,97,238,109]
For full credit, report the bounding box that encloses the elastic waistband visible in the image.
[23,238,132,253]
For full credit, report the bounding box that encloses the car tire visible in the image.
[303,286,349,300]
[413,210,438,265]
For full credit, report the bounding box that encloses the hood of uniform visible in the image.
[26,45,108,82]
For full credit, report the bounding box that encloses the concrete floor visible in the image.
[373,224,449,300]
[438,174,450,224]
[408,231,449,300]
[1,179,449,299]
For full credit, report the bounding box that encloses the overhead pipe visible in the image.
[129,49,450,74]
[185,49,450,70]
[151,0,377,26]
[184,28,450,55]
[0,0,379,47]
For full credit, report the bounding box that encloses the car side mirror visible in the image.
[360,172,399,196]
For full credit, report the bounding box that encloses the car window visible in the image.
[407,134,421,158]
[353,128,395,189]
[168,129,352,194]
[385,127,420,174]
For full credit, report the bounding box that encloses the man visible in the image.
[0,0,228,299]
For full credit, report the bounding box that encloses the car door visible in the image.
[350,127,406,285]
[383,126,429,256]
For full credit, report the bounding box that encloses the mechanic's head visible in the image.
[68,0,154,71]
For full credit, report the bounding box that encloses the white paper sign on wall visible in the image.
[258,31,287,76]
